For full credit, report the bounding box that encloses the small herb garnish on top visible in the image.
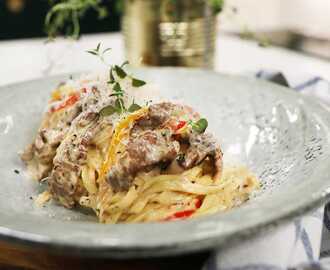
[132,78,146,87]
[86,43,147,116]
[189,118,208,133]
[114,65,127,79]
[99,105,117,117]
[86,43,111,64]
[128,102,142,113]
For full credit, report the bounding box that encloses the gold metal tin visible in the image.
[122,0,217,68]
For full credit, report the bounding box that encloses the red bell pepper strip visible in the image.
[195,198,202,208]
[163,198,203,221]
[51,93,80,113]
[164,209,195,221]
[174,120,187,131]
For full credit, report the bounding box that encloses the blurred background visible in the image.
[0,0,120,39]
[220,0,330,60]
[1,0,329,60]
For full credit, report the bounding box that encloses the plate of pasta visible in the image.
[0,62,330,257]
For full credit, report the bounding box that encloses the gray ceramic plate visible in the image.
[1,68,330,258]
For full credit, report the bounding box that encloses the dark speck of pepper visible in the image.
[14,169,20,174]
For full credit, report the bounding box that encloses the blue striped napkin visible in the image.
[204,71,330,270]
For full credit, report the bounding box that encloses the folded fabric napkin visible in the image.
[204,71,330,270]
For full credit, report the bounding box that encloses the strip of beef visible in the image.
[21,83,104,182]
[107,129,180,191]
[133,102,178,130]
[48,111,103,208]
[21,103,82,180]
[131,102,199,135]
[106,102,223,191]
[180,132,223,180]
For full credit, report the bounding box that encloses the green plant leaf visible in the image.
[132,78,146,87]
[113,82,122,92]
[96,42,101,51]
[128,103,142,112]
[114,65,127,78]
[86,50,98,55]
[108,68,115,84]
[115,98,126,113]
[99,105,117,116]
[192,118,208,133]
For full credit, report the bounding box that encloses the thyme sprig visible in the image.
[45,0,107,39]
[86,42,112,64]
[87,43,146,116]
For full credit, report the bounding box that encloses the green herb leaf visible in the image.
[114,65,127,78]
[115,98,126,113]
[86,50,98,56]
[128,103,142,113]
[108,68,115,84]
[113,82,123,93]
[99,105,117,117]
[192,118,208,133]
[132,78,146,87]
[86,43,112,67]
[96,42,101,52]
